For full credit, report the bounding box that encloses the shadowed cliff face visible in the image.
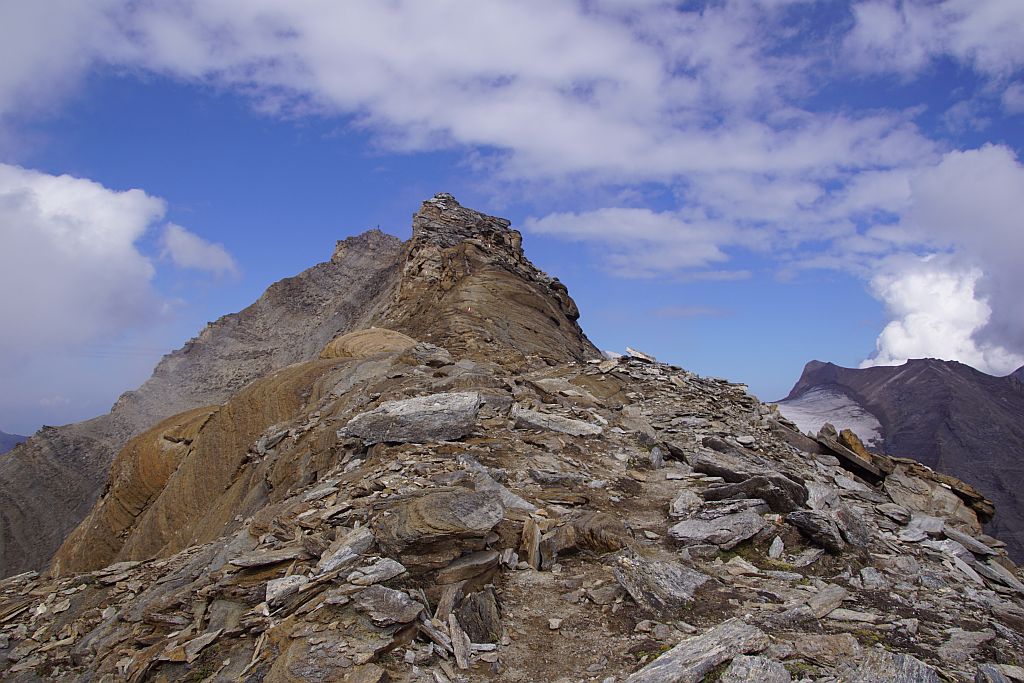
[0,230,405,578]
[779,358,1024,562]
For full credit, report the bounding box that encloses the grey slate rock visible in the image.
[720,655,791,683]
[624,618,769,683]
[976,665,1012,683]
[512,406,602,436]
[786,510,846,552]
[353,585,424,626]
[878,503,912,525]
[668,510,767,549]
[316,526,376,575]
[944,526,997,556]
[845,647,941,682]
[341,391,482,444]
[703,474,806,513]
[835,504,872,547]
[613,554,711,613]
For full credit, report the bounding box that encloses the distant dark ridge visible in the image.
[781,357,1024,562]
[0,431,27,455]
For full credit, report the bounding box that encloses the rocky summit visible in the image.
[1,195,1023,682]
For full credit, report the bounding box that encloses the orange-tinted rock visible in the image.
[320,328,417,360]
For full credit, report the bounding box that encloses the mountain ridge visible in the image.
[777,357,1024,562]
[0,430,26,454]
[0,196,1022,681]
[0,229,405,577]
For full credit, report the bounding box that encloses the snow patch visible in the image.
[775,387,884,448]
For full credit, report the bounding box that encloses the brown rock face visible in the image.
[4,198,1024,681]
[320,328,417,359]
[0,230,404,578]
[49,194,598,576]
[52,360,346,573]
[381,193,598,367]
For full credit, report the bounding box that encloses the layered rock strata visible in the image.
[0,196,1021,682]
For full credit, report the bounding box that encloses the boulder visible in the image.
[884,464,981,532]
[670,490,703,518]
[786,510,845,552]
[347,558,407,586]
[537,510,633,568]
[373,488,505,570]
[317,527,376,575]
[341,391,482,444]
[455,587,502,643]
[266,574,309,606]
[703,475,807,513]
[844,647,941,682]
[721,655,792,683]
[513,406,602,437]
[320,327,417,359]
[624,618,769,683]
[613,554,711,613]
[353,585,423,626]
[669,510,767,550]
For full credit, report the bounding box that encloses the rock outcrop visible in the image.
[776,358,1024,562]
[1,196,1022,682]
[0,229,404,577]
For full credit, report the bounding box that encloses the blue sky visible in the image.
[1,0,1023,435]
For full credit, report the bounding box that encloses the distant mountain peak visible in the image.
[0,431,27,455]
[777,355,1024,562]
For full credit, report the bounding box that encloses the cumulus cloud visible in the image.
[0,163,163,359]
[161,224,238,276]
[0,1,936,180]
[902,145,1024,352]
[0,164,238,431]
[862,258,1024,375]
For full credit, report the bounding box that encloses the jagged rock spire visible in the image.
[379,193,597,367]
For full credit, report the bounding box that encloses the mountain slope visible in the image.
[0,431,26,454]
[1,196,1021,681]
[0,229,404,577]
[777,358,1024,561]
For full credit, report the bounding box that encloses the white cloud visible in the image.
[845,0,1024,78]
[902,145,1024,353]
[1003,82,1024,114]
[161,223,238,276]
[523,207,751,278]
[0,1,937,181]
[0,0,1020,381]
[0,163,163,360]
[0,164,237,431]
[862,258,1024,374]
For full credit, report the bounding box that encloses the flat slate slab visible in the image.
[341,391,482,444]
[624,618,769,683]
